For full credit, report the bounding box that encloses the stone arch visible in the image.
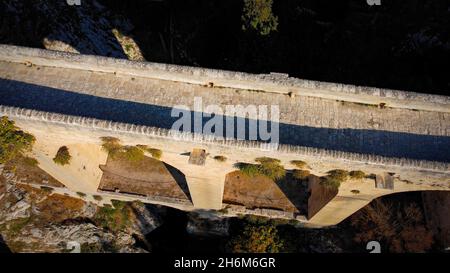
[98,154,192,203]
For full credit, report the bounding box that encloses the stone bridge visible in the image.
[0,45,449,227]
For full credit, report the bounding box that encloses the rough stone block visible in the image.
[375,172,394,190]
[188,148,206,166]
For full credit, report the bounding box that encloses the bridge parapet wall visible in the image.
[1,105,448,172]
[1,44,449,113]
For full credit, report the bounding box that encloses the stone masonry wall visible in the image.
[1,105,448,171]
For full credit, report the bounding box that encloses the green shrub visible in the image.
[292,169,310,180]
[6,217,31,235]
[320,176,342,190]
[235,160,286,181]
[320,169,349,190]
[76,192,86,198]
[213,155,227,162]
[136,144,147,150]
[351,190,360,194]
[260,162,285,181]
[80,242,103,253]
[228,223,283,253]
[236,163,261,177]
[290,160,308,169]
[40,186,54,194]
[132,200,145,208]
[136,145,162,159]
[102,139,146,163]
[242,0,278,36]
[255,157,280,165]
[53,146,71,165]
[120,146,144,162]
[349,170,366,179]
[147,148,162,159]
[94,200,131,233]
[93,195,103,201]
[327,169,349,181]
[0,116,35,164]
[242,214,270,225]
[111,199,127,209]
[23,156,38,167]
[100,136,121,154]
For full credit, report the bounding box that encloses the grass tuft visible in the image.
[290,160,308,169]
[255,157,280,165]
[213,155,227,162]
[76,192,86,198]
[292,169,310,180]
[349,170,366,179]
[53,146,71,166]
[100,137,121,154]
[320,176,342,190]
[136,145,162,159]
[93,195,103,201]
[327,169,349,181]
[235,159,285,181]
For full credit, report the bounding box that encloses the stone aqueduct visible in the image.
[0,44,449,227]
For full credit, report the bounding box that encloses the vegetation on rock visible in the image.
[101,137,148,163]
[93,195,103,201]
[235,157,285,181]
[213,155,227,162]
[255,157,280,165]
[290,160,308,169]
[319,176,342,190]
[349,170,366,179]
[100,137,122,153]
[40,186,54,194]
[22,156,38,167]
[76,192,86,198]
[228,222,283,253]
[53,146,71,166]
[94,200,133,233]
[319,169,350,190]
[116,146,145,162]
[292,169,310,180]
[0,116,35,164]
[136,145,162,159]
[326,169,349,181]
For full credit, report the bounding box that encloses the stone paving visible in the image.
[0,61,449,162]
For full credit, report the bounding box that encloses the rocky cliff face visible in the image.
[0,0,144,60]
[0,163,161,253]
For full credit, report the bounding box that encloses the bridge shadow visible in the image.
[274,172,309,216]
[163,162,192,201]
[0,78,449,162]
[0,235,11,253]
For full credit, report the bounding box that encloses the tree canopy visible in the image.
[228,222,284,253]
[242,0,278,35]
